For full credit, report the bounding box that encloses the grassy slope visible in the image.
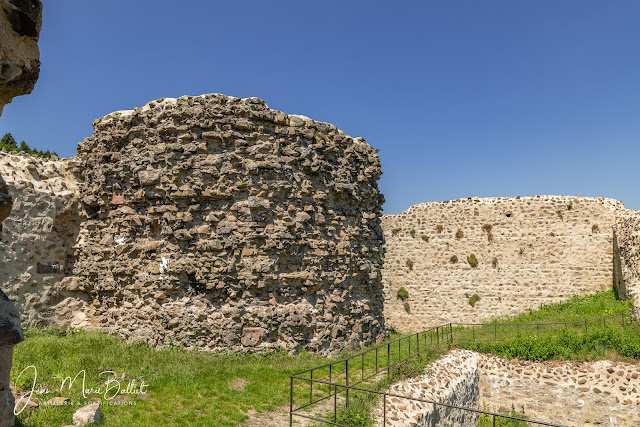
[456,290,640,361]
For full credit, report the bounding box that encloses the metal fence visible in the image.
[290,309,637,426]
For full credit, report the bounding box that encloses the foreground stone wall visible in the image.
[5,93,385,354]
[382,196,622,331]
[0,0,42,115]
[373,350,480,426]
[480,354,640,426]
[383,350,640,426]
[614,209,640,316]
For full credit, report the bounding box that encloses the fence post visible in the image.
[383,392,387,426]
[334,384,337,423]
[473,324,475,342]
[493,414,496,427]
[436,326,440,347]
[345,359,349,408]
[494,323,497,341]
[450,323,453,343]
[387,343,391,384]
[310,370,313,404]
[416,332,420,355]
[431,402,437,427]
[289,376,293,427]
[584,319,588,333]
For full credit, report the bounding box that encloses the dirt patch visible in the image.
[230,377,248,391]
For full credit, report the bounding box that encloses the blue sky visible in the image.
[1,1,639,214]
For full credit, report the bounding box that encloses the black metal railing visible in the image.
[290,309,637,426]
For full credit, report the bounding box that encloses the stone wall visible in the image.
[0,0,42,115]
[613,209,640,316]
[0,152,81,327]
[479,354,640,426]
[382,196,622,331]
[382,350,640,426]
[2,93,386,354]
[374,350,480,427]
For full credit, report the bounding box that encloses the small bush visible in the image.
[420,234,429,242]
[556,210,563,220]
[467,254,478,268]
[404,302,411,313]
[455,228,464,239]
[487,232,494,242]
[410,228,416,237]
[518,248,525,256]
[436,225,444,233]
[406,259,414,270]
[450,255,458,264]
[492,257,498,268]
[592,224,600,233]
[469,294,480,307]
[482,224,493,233]
[391,228,401,236]
[397,287,409,301]
[567,201,573,210]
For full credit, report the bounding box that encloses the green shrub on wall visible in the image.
[421,234,429,242]
[404,302,411,313]
[469,294,480,307]
[467,254,478,268]
[450,255,458,264]
[397,287,409,301]
[406,259,414,270]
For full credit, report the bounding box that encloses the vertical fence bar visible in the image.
[333,384,337,423]
[416,332,420,355]
[437,327,440,347]
[289,376,293,427]
[493,414,496,427]
[387,343,391,384]
[430,329,433,347]
[494,323,497,340]
[345,359,349,408]
[585,319,588,333]
[361,353,364,382]
[472,324,475,341]
[604,316,606,327]
[450,323,453,343]
[431,402,437,427]
[383,392,387,426]
[310,370,313,404]
[375,346,378,373]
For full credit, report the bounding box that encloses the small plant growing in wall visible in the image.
[518,247,525,256]
[404,302,411,313]
[467,254,478,268]
[567,201,573,210]
[491,257,498,268]
[436,225,444,233]
[410,228,416,238]
[592,224,600,233]
[392,228,401,236]
[556,210,563,220]
[455,228,464,239]
[420,234,429,242]
[397,287,409,301]
[406,259,414,270]
[449,255,458,264]
[482,224,493,233]
[487,232,494,243]
[468,294,480,307]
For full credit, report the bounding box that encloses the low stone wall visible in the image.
[480,354,640,426]
[614,209,640,316]
[381,350,640,426]
[382,196,622,331]
[374,350,480,426]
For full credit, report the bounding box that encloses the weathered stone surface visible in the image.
[0,0,43,115]
[382,196,623,331]
[2,94,385,354]
[0,173,11,225]
[382,350,640,426]
[613,209,640,315]
[72,402,101,426]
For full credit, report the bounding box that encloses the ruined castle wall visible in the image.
[613,209,640,315]
[0,152,82,326]
[49,93,386,354]
[382,196,621,331]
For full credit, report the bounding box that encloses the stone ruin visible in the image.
[381,196,640,331]
[1,93,387,354]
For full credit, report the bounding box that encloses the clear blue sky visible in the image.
[1,1,639,214]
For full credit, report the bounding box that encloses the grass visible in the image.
[12,328,329,426]
[454,290,640,361]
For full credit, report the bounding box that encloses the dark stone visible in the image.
[4,0,42,39]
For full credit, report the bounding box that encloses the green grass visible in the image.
[12,328,329,426]
[454,290,640,361]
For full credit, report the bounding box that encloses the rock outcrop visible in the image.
[614,209,640,316]
[382,196,622,331]
[2,94,386,354]
[0,0,43,115]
